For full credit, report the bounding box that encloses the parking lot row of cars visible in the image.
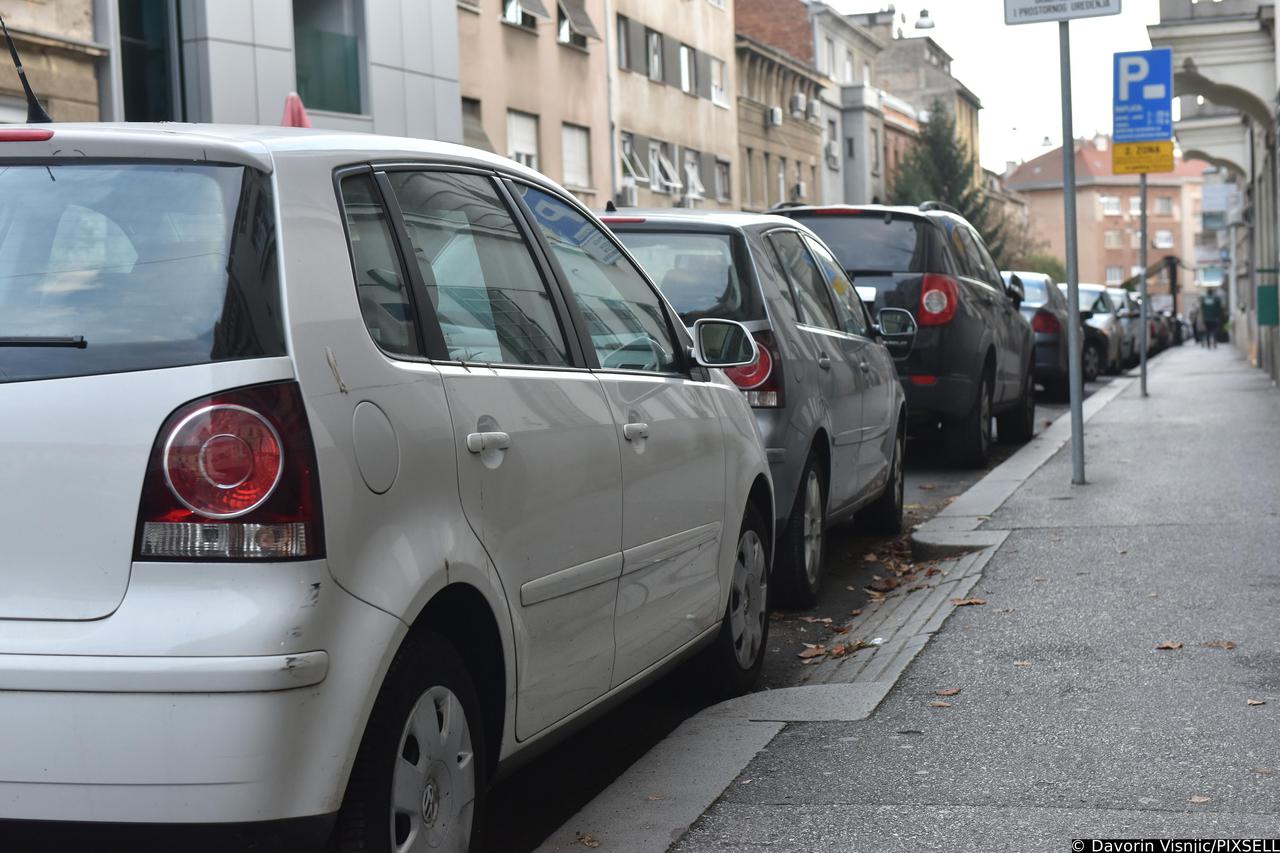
[0,124,1040,853]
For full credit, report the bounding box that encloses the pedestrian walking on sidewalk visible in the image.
[1200,289,1224,349]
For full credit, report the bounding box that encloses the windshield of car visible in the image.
[0,163,283,383]
[1080,289,1111,313]
[787,213,926,274]
[613,230,761,323]
[1007,274,1049,305]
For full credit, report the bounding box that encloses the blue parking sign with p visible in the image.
[1113,48,1173,143]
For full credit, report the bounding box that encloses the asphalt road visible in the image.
[481,375,1118,853]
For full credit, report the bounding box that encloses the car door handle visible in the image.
[817,353,831,370]
[859,360,871,373]
[623,422,649,441]
[465,431,511,454]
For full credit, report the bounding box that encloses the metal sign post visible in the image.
[1112,47,1173,400]
[1005,1,1120,486]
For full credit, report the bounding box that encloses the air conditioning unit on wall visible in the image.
[766,106,784,127]
[825,140,840,164]
[792,181,807,201]
[617,182,639,207]
[805,100,820,122]
[789,93,807,116]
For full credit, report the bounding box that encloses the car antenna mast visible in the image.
[0,15,52,123]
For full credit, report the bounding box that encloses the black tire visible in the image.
[857,425,905,535]
[996,363,1035,444]
[1045,374,1071,402]
[335,633,487,853]
[1082,341,1103,383]
[774,452,827,609]
[943,371,992,469]
[700,503,771,697]
[1105,344,1122,375]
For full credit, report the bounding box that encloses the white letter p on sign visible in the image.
[1119,56,1149,101]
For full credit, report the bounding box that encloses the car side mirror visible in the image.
[875,308,917,358]
[1004,273,1025,307]
[691,318,757,368]
[1080,310,1094,321]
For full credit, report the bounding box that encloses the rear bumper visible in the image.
[0,814,335,853]
[901,374,976,424]
[1033,333,1066,379]
[0,560,404,826]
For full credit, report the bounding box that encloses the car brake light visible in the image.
[135,381,324,561]
[724,330,784,408]
[0,128,53,142]
[910,375,938,386]
[919,274,959,326]
[601,216,646,224]
[1032,308,1061,334]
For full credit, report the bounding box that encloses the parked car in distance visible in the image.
[606,210,917,607]
[1002,270,1071,400]
[1065,283,1125,375]
[0,124,779,852]
[1108,287,1142,367]
[777,203,1035,467]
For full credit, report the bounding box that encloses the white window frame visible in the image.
[1154,228,1175,249]
[715,159,731,202]
[506,109,539,171]
[679,44,696,94]
[502,0,537,28]
[616,16,629,69]
[647,29,663,81]
[1129,196,1142,216]
[649,144,665,193]
[1104,229,1122,249]
[844,50,854,84]
[620,132,649,185]
[824,37,835,76]
[656,147,684,193]
[683,150,705,200]
[558,4,587,47]
[1155,196,1174,216]
[1105,265,1124,285]
[710,57,729,107]
[1102,196,1122,216]
[561,123,591,188]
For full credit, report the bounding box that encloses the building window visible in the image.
[777,157,787,206]
[684,148,705,199]
[1154,229,1174,249]
[561,123,591,188]
[1131,230,1142,249]
[847,136,855,159]
[870,128,880,175]
[558,5,587,47]
[762,152,770,207]
[844,50,854,84]
[824,37,836,77]
[715,160,731,202]
[1106,265,1124,284]
[293,0,364,114]
[863,61,871,85]
[1129,196,1141,216]
[502,0,539,28]
[620,131,649,185]
[744,148,754,207]
[1155,196,1173,216]
[1104,230,1122,249]
[119,0,180,120]
[655,143,683,194]
[710,58,729,107]
[507,110,539,170]
[679,45,697,94]
[647,28,663,82]
[617,15,629,69]
[1101,196,1122,216]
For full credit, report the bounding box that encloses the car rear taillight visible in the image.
[1032,308,1061,334]
[919,274,959,326]
[724,330,784,408]
[135,381,324,561]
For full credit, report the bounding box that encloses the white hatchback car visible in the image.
[0,124,774,851]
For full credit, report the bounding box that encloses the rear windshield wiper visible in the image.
[0,336,87,348]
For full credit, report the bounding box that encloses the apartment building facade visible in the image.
[1009,136,1205,293]
[609,0,738,209]
[0,0,104,122]
[459,0,609,207]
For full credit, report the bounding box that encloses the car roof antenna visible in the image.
[0,16,52,123]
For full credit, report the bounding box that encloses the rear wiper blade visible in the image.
[0,336,86,348]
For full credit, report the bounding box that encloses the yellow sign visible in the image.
[1112,140,1174,175]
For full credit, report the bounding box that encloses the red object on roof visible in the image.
[281,92,312,128]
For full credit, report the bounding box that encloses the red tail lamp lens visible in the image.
[1032,309,1061,334]
[725,343,772,390]
[165,405,283,518]
[919,274,959,326]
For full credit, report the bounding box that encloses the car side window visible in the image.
[768,230,840,331]
[971,230,1003,288]
[339,172,421,357]
[517,184,680,374]
[804,235,869,337]
[946,223,976,279]
[383,170,571,367]
[957,227,993,286]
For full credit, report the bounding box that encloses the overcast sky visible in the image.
[832,0,1162,172]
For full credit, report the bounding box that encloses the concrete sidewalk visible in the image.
[674,345,1280,851]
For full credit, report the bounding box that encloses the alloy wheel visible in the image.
[801,470,824,586]
[391,686,476,853]
[729,528,768,670]
[1083,344,1101,382]
[979,379,992,450]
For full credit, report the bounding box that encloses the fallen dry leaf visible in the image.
[869,575,900,593]
[1256,767,1274,776]
[831,624,850,635]
[998,608,1016,614]
[863,553,878,563]
[829,643,850,658]
[1204,640,1237,650]
[946,495,958,505]
[1147,592,1159,598]
[918,483,937,491]
[1043,419,1054,428]
[1247,698,1266,706]
[576,832,601,848]
[1189,795,1211,804]
[935,687,962,697]
[797,644,827,659]
[850,608,862,617]
[1013,660,1032,667]
[1156,642,1184,651]
[798,616,833,624]
[799,656,824,665]
[929,700,952,708]
[1033,576,1047,582]
[646,793,665,801]
[951,597,987,607]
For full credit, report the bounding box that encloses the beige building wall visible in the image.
[737,36,825,212]
[458,0,611,207]
[0,0,102,122]
[610,0,738,209]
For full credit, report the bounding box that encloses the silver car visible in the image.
[1062,282,1125,375]
[607,211,917,607]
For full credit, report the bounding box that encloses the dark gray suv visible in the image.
[606,211,916,607]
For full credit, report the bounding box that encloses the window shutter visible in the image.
[662,34,681,87]
[696,51,712,99]
[701,152,718,189]
[628,22,646,74]
[561,124,590,187]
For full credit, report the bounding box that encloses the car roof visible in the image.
[599,208,806,231]
[1006,270,1052,282]
[0,122,556,186]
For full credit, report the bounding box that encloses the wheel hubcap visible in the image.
[391,686,475,853]
[893,436,904,510]
[980,382,991,447]
[729,529,768,669]
[802,472,823,585]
